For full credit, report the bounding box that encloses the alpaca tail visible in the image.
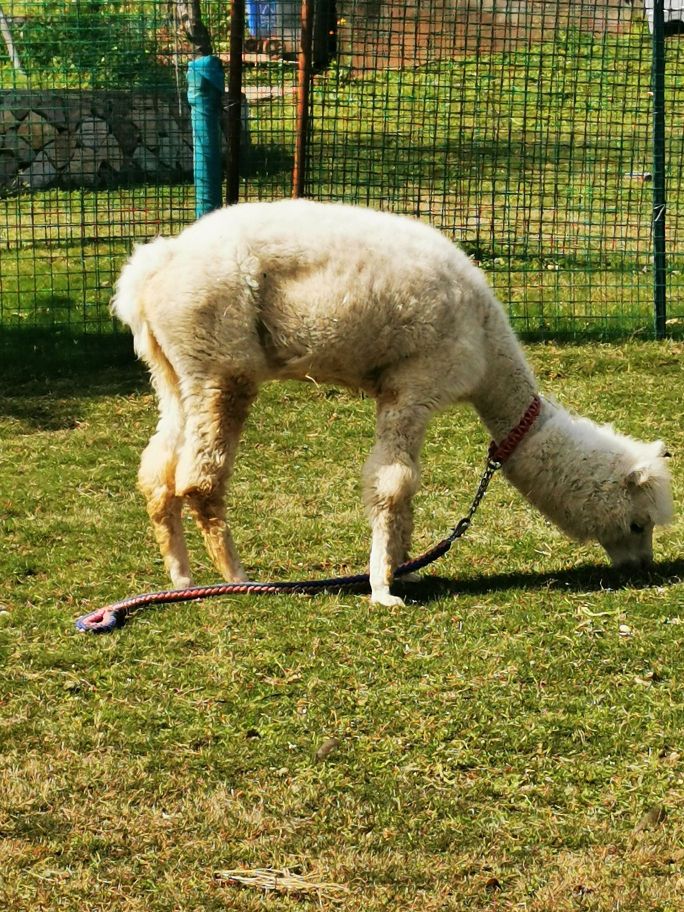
[111,237,181,405]
[111,236,174,364]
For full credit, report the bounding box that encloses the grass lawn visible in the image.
[1,341,684,910]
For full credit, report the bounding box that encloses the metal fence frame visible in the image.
[1,0,683,352]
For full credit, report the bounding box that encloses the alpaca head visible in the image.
[507,412,673,568]
[595,437,673,568]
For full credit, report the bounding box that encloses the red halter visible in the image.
[488,395,542,465]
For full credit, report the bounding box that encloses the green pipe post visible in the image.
[652,0,667,338]
[187,55,225,219]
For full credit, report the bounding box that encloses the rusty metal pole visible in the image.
[292,0,314,198]
[226,0,245,205]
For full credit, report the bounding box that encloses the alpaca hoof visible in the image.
[171,575,194,590]
[222,566,249,583]
[371,592,405,608]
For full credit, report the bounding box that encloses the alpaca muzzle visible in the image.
[602,528,654,570]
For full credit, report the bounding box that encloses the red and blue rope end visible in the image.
[75,607,123,633]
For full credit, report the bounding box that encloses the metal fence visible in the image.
[1,0,684,354]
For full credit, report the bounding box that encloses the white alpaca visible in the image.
[112,200,673,606]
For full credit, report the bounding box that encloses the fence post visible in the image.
[187,55,225,218]
[292,0,314,198]
[226,0,245,206]
[652,0,667,339]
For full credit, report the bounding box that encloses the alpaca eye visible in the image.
[630,522,645,535]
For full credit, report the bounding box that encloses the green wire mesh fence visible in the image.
[1,0,683,356]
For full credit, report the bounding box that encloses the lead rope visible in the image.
[75,396,541,633]
[75,454,502,633]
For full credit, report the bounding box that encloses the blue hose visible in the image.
[187,55,225,218]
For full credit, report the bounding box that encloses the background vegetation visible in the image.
[2,13,684,342]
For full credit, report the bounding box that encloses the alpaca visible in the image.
[112,200,673,607]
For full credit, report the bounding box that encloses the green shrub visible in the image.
[10,0,175,89]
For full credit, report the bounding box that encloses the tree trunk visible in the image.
[0,4,25,74]
[174,0,213,56]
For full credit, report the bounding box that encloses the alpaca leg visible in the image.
[176,377,256,582]
[394,498,422,584]
[363,398,429,607]
[186,488,247,582]
[138,417,192,588]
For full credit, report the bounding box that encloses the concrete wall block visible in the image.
[101,134,124,172]
[0,108,19,132]
[43,132,75,169]
[77,116,111,150]
[0,151,19,185]
[2,90,194,187]
[132,144,163,175]
[0,130,35,166]
[131,109,163,148]
[67,146,101,181]
[17,112,58,151]
[29,94,69,129]
[178,140,194,172]
[19,150,59,190]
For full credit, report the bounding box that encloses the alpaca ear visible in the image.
[625,465,652,490]
[657,441,672,459]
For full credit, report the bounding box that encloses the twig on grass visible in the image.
[215,867,348,901]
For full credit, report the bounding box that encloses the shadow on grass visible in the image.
[1,398,89,431]
[0,328,149,427]
[1,328,140,381]
[87,560,684,634]
[402,558,684,603]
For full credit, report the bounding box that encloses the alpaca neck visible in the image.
[467,302,567,522]
[500,399,581,537]
[492,398,617,543]
[469,301,540,445]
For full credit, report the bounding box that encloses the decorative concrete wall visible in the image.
[0,90,196,192]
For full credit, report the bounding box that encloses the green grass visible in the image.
[2,342,684,910]
[0,185,196,333]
